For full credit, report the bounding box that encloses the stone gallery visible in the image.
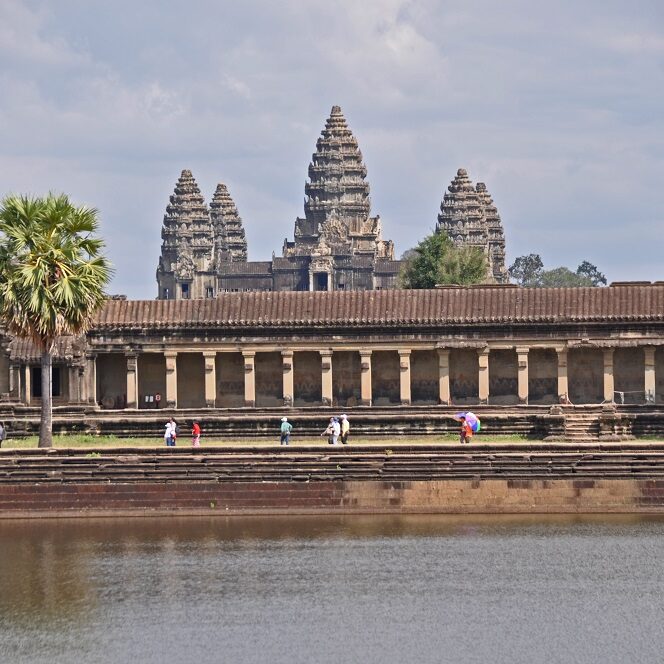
[156,106,507,299]
[3,285,664,420]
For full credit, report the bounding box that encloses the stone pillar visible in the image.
[86,354,97,406]
[203,351,217,408]
[242,351,256,407]
[359,350,372,406]
[603,348,615,403]
[516,347,529,405]
[282,350,294,407]
[399,349,411,405]
[24,365,31,406]
[437,349,450,405]
[645,346,656,403]
[164,351,178,409]
[9,365,20,400]
[320,350,333,407]
[557,348,568,402]
[478,348,490,404]
[68,366,80,403]
[126,353,138,409]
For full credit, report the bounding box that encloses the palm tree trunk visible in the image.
[39,350,53,448]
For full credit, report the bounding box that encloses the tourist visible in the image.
[280,417,292,445]
[332,417,341,445]
[164,418,177,446]
[459,416,473,445]
[0,421,6,448]
[192,420,201,447]
[340,414,350,445]
[321,417,335,444]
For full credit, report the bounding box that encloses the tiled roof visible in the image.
[8,336,82,362]
[92,285,664,331]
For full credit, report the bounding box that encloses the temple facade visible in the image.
[4,284,664,415]
[436,168,508,283]
[156,106,399,298]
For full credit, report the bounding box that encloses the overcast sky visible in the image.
[1,0,663,298]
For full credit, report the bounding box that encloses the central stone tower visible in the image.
[279,105,395,291]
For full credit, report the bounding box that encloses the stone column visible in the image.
[399,349,411,405]
[478,348,490,404]
[86,354,97,406]
[68,366,81,404]
[126,353,138,409]
[24,365,31,405]
[9,365,20,400]
[164,351,178,409]
[203,351,217,408]
[516,347,529,404]
[242,351,256,407]
[282,350,294,407]
[437,349,450,405]
[557,348,568,402]
[603,348,615,403]
[320,350,333,407]
[359,350,372,406]
[645,346,656,403]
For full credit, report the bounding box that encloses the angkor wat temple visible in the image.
[156,106,508,299]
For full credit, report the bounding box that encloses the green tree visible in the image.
[576,260,607,286]
[0,194,111,447]
[538,266,593,287]
[400,232,489,288]
[508,254,544,286]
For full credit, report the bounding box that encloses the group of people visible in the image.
[279,414,350,446]
[163,418,201,447]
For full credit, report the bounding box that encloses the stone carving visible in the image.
[210,183,248,265]
[436,168,507,283]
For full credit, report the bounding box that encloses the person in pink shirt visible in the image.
[192,420,201,447]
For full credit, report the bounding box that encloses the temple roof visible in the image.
[210,182,248,263]
[92,284,664,330]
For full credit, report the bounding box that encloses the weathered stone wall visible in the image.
[488,349,518,405]
[255,352,283,407]
[333,351,361,406]
[216,352,244,407]
[411,350,438,404]
[293,352,322,406]
[138,354,166,409]
[0,347,9,395]
[569,348,603,404]
[450,350,479,404]
[96,354,126,409]
[657,348,664,404]
[528,349,557,404]
[1,478,663,516]
[615,348,645,403]
[177,353,205,408]
[372,351,400,405]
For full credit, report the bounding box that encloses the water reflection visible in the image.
[1,515,664,664]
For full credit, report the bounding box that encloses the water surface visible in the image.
[1,514,664,663]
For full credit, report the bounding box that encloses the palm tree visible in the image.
[0,194,111,447]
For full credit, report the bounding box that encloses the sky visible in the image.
[0,0,663,298]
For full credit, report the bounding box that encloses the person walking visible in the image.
[459,416,473,445]
[280,417,293,446]
[164,418,177,446]
[192,420,201,447]
[0,421,6,448]
[340,414,350,445]
[331,417,341,445]
[321,418,335,445]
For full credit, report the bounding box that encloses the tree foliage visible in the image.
[400,232,489,289]
[0,194,112,447]
[508,254,607,287]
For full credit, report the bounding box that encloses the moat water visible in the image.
[1,514,664,664]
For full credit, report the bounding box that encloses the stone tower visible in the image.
[475,182,507,283]
[156,169,215,300]
[210,183,248,266]
[436,168,507,283]
[280,105,394,291]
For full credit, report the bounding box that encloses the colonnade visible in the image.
[86,343,663,409]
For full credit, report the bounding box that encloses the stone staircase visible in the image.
[563,412,602,441]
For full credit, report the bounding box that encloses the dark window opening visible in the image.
[163,288,170,299]
[31,366,61,398]
[314,273,328,291]
[181,283,190,299]
[205,286,214,298]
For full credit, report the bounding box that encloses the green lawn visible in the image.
[1,433,536,449]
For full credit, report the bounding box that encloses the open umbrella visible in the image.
[455,411,481,432]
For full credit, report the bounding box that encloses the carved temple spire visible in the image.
[156,169,213,298]
[210,182,248,264]
[475,182,507,283]
[284,105,394,261]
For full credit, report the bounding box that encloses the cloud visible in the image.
[0,0,662,297]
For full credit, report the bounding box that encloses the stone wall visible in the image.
[569,348,603,404]
[255,352,283,407]
[372,351,400,405]
[293,352,322,406]
[450,350,479,404]
[177,353,205,408]
[615,348,645,403]
[488,349,518,405]
[138,354,166,409]
[96,354,126,409]
[332,351,361,407]
[411,350,438,404]
[216,352,244,407]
